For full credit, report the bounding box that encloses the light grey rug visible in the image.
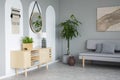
[2,62,120,80]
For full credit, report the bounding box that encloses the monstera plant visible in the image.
[59,14,81,63]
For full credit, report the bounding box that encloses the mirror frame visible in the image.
[29,1,42,33]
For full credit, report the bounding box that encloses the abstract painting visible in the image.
[97,6,120,31]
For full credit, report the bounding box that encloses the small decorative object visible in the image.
[22,36,33,50]
[97,6,120,31]
[41,32,47,48]
[59,14,81,63]
[11,8,21,34]
[42,38,46,48]
[68,56,75,66]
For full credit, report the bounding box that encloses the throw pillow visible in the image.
[101,43,115,54]
[95,43,102,53]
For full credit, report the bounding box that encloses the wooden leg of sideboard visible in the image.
[46,63,48,70]
[15,68,18,76]
[82,56,85,68]
[24,68,27,77]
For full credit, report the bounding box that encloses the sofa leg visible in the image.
[82,56,85,68]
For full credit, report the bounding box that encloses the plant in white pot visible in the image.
[59,14,81,63]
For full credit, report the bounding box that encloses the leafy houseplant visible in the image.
[22,36,33,43]
[22,36,33,50]
[60,14,81,55]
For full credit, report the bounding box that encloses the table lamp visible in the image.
[41,32,46,48]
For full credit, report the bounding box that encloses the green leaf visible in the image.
[22,36,33,43]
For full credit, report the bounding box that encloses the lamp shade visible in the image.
[42,32,47,38]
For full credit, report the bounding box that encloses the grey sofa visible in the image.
[79,40,120,67]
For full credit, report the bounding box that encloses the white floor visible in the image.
[2,62,120,80]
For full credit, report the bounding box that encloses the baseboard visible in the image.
[0,73,15,80]
[0,60,59,80]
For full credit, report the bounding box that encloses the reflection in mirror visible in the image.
[30,12,42,33]
[29,1,42,33]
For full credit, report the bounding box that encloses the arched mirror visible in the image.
[30,1,42,33]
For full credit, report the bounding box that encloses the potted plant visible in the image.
[59,14,81,63]
[22,36,33,50]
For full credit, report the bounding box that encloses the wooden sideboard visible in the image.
[11,48,51,77]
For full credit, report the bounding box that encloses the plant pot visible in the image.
[22,43,33,50]
[62,54,69,64]
[68,56,75,66]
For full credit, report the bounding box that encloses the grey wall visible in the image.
[0,0,59,77]
[59,0,120,59]
[0,0,5,76]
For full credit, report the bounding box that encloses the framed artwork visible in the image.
[11,8,21,34]
[97,6,120,31]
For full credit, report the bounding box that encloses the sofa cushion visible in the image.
[86,40,120,51]
[95,43,102,53]
[101,43,115,54]
[79,52,120,58]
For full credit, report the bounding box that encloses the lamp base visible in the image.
[42,38,46,48]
